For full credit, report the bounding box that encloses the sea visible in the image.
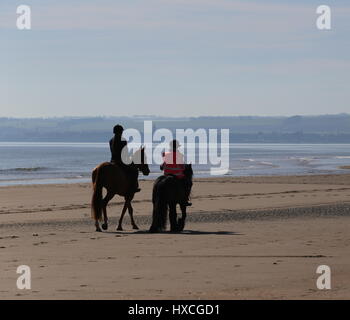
[0,142,350,186]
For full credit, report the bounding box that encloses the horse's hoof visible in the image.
[132,225,139,230]
[102,223,108,230]
[149,226,156,233]
[116,226,123,231]
[177,222,184,232]
[96,228,102,232]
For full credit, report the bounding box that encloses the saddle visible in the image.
[164,174,192,206]
[110,161,140,193]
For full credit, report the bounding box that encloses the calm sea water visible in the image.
[0,142,350,186]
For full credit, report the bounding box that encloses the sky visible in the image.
[1,0,350,117]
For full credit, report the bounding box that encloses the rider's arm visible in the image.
[109,138,114,153]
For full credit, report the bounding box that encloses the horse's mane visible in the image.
[131,147,146,165]
[184,164,193,180]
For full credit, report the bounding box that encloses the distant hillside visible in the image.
[0,114,349,143]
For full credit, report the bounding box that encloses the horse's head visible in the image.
[132,147,150,176]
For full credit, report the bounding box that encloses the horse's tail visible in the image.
[149,177,168,232]
[91,165,103,221]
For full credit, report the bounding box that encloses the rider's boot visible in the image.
[183,193,192,206]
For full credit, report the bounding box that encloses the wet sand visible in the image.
[0,174,350,299]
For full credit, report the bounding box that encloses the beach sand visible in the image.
[0,174,349,299]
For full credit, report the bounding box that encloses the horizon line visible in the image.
[0,113,349,120]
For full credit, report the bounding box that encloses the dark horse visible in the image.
[149,164,193,233]
[91,147,150,232]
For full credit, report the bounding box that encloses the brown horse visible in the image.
[91,147,150,232]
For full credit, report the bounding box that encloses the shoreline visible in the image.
[2,171,350,188]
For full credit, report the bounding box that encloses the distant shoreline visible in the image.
[2,172,350,188]
[1,114,350,143]
[2,169,350,187]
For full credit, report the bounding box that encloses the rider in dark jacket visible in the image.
[110,125,127,164]
[110,125,140,193]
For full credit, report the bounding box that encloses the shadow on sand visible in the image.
[109,229,241,236]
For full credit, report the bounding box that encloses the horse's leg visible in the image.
[117,200,128,231]
[95,220,102,232]
[101,192,114,231]
[178,204,187,232]
[169,203,178,232]
[127,200,139,230]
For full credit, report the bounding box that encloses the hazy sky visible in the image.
[1,0,350,117]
